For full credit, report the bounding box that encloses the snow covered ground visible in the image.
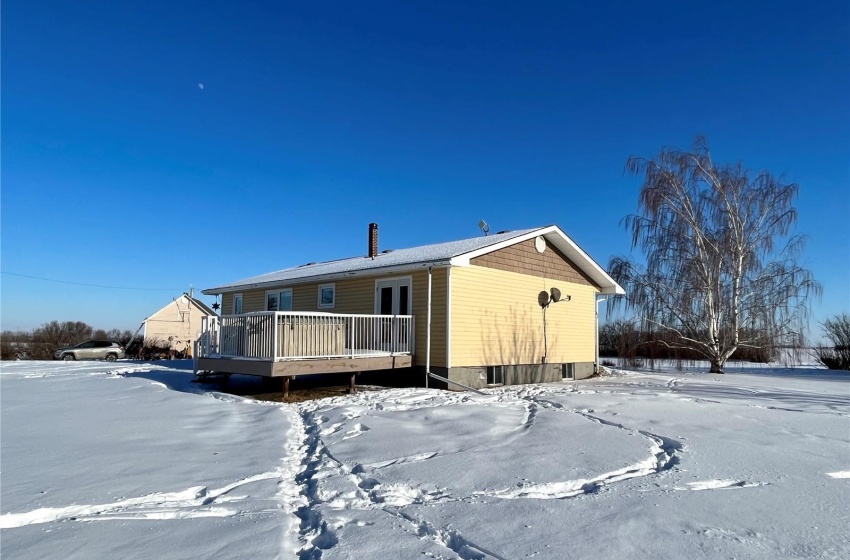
[1,360,848,559]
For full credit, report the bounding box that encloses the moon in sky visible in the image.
[198,83,204,90]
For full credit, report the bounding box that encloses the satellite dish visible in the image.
[550,287,561,303]
[538,291,550,308]
[535,236,546,253]
[478,220,490,236]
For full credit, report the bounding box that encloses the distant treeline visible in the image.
[599,320,781,364]
[0,321,170,361]
[599,317,850,371]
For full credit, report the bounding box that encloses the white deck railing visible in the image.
[197,315,220,357]
[197,311,415,361]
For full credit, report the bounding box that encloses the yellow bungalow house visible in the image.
[196,224,624,390]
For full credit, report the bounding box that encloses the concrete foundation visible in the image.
[429,362,596,390]
[575,362,595,379]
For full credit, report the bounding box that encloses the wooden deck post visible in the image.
[283,376,290,399]
[349,373,356,394]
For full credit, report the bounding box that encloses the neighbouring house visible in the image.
[196,224,624,389]
[143,294,219,355]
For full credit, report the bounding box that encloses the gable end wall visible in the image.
[451,236,603,369]
[470,238,600,288]
[144,298,213,350]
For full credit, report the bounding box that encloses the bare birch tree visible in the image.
[609,137,820,373]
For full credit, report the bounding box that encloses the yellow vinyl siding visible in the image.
[216,268,448,368]
[230,281,373,315]
[222,293,238,315]
[450,265,598,367]
[412,269,446,368]
[292,278,375,314]
[243,291,265,313]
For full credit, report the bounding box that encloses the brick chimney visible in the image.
[368,223,379,259]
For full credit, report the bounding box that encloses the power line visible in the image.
[0,271,182,292]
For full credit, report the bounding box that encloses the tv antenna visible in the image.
[478,220,490,236]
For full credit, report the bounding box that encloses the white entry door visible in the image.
[375,277,412,316]
[374,277,412,352]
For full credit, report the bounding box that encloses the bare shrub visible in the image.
[814,314,850,370]
[131,337,175,360]
[1,331,33,360]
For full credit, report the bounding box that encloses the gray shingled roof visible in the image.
[203,228,541,294]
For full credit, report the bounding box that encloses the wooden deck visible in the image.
[196,354,414,378]
[195,311,415,379]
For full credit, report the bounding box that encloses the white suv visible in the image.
[54,341,126,361]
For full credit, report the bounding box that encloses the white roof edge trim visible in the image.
[146,296,185,321]
[147,296,216,318]
[449,226,554,264]
[600,284,626,295]
[451,225,625,295]
[545,227,625,295]
[202,260,453,295]
[186,298,218,316]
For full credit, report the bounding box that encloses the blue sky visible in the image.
[2,1,848,335]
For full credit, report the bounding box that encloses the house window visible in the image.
[233,294,243,315]
[266,289,293,311]
[562,363,575,380]
[486,365,504,386]
[318,283,335,309]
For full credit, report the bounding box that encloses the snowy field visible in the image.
[1,360,848,559]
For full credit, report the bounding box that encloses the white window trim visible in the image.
[317,283,336,309]
[233,293,243,315]
[265,288,293,311]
